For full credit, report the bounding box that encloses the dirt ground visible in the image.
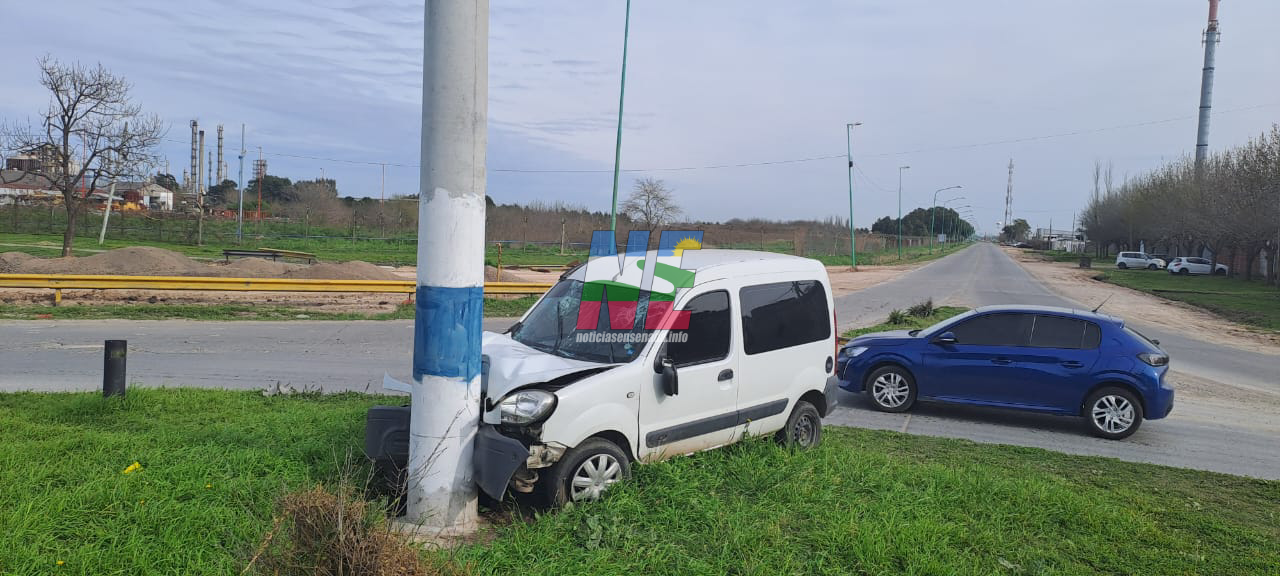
[1005,247,1280,354]
[1166,370,1280,434]
[826,263,922,297]
[1,246,916,313]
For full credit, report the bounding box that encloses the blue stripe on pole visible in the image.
[413,285,484,382]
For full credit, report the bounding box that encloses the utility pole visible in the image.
[608,0,632,232]
[929,186,962,254]
[197,130,205,246]
[1003,158,1015,239]
[1195,0,1221,178]
[237,124,245,244]
[380,163,386,204]
[897,165,910,260]
[408,0,488,534]
[845,122,861,269]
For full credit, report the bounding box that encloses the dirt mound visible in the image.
[484,265,532,283]
[22,246,207,277]
[283,261,401,281]
[218,258,302,278]
[0,252,37,274]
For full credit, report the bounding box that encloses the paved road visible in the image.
[832,242,1279,479]
[2,243,1276,478]
[0,318,514,393]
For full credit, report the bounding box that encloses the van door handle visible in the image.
[1061,361,1084,369]
[718,369,734,381]
[990,358,1013,365]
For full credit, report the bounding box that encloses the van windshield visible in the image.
[510,279,656,364]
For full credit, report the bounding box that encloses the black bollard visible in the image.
[104,340,127,398]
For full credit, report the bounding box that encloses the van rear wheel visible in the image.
[776,400,822,449]
[1118,262,1128,269]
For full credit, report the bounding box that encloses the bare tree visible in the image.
[621,177,681,231]
[1,56,164,256]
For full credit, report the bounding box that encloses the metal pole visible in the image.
[408,0,487,534]
[845,122,861,268]
[103,340,126,398]
[1195,0,1220,175]
[608,0,632,232]
[897,166,909,260]
[237,124,245,244]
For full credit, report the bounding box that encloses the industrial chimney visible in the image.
[1194,0,1220,173]
[216,125,225,184]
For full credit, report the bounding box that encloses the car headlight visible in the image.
[498,389,556,425]
[841,346,868,358]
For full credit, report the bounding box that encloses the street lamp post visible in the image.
[897,165,910,260]
[937,197,965,249]
[608,0,633,232]
[845,122,862,269]
[947,206,971,244]
[928,186,962,254]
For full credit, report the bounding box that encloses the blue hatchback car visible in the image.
[837,305,1174,439]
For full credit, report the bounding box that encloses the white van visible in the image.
[471,249,839,506]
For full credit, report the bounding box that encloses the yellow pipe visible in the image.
[0,274,552,296]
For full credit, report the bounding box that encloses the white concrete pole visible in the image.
[408,0,488,534]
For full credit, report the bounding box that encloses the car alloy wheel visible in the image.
[1091,394,1135,435]
[570,453,623,502]
[1147,264,1158,270]
[872,372,910,408]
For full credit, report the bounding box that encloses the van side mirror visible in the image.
[660,358,679,396]
[933,332,958,345]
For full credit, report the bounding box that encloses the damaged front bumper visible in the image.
[473,425,569,500]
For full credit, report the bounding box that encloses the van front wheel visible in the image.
[776,400,822,449]
[538,437,631,508]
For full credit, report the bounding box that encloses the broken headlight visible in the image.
[498,389,556,425]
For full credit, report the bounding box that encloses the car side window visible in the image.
[946,313,1032,346]
[1029,315,1088,349]
[1082,322,1102,349]
[665,291,730,367]
[739,280,831,355]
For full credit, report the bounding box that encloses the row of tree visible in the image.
[871,207,975,240]
[1080,125,1280,282]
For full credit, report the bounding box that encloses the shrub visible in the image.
[887,309,908,325]
[907,299,934,318]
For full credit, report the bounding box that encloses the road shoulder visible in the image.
[1004,247,1280,355]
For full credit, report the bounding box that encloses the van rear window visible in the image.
[739,280,830,355]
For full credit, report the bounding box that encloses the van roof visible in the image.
[565,249,827,282]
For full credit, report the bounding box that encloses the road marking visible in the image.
[900,414,912,433]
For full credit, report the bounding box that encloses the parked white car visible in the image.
[1115,252,1164,270]
[1167,257,1229,276]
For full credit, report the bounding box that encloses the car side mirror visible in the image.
[660,358,679,396]
[933,332,958,345]
[1151,339,1160,346]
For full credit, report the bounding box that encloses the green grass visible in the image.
[0,297,537,321]
[803,241,973,267]
[0,389,390,575]
[0,231,588,267]
[1096,269,1280,332]
[842,306,969,339]
[4,389,1277,574]
[1027,249,1088,263]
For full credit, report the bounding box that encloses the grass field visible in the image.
[0,231,582,267]
[3,388,1275,575]
[1,231,972,270]
[0,297,537,321]
[842,305,970,339]
[1096,269,1280,331]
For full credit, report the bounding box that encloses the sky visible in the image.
[2,0,1278,235]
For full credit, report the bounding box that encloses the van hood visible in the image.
[482,331,616,400]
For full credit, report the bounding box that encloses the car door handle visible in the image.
[1061,361,1084,369]
[718,369,734,381]
[990,358,1013,365]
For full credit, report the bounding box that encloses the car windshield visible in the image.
[911,309,978,337]
[510,278,655,364]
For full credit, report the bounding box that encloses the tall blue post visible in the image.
[408,0,488,534]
